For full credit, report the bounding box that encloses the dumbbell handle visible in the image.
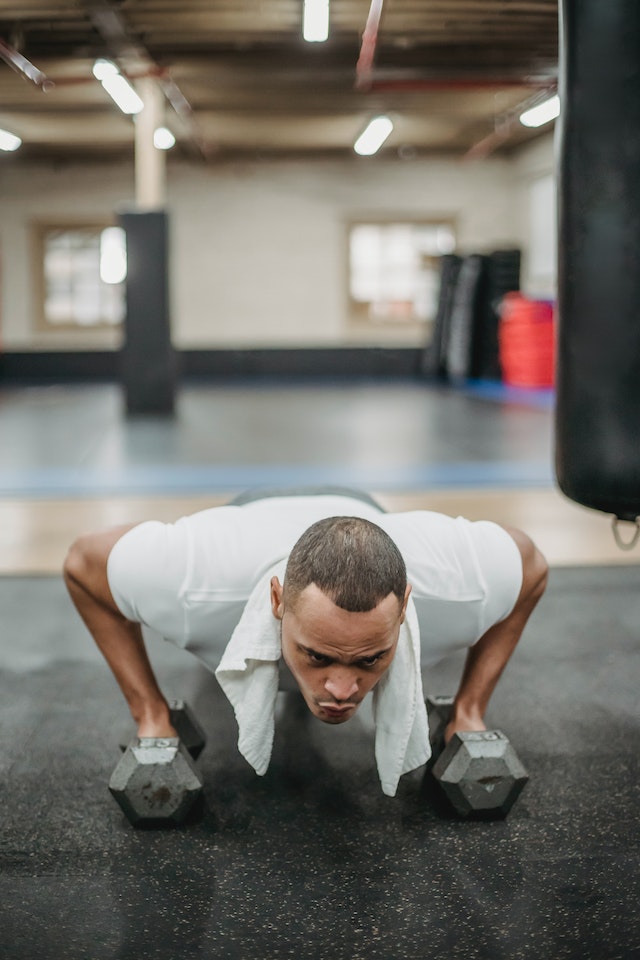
[119,700,206,759]
[121,736,183,765]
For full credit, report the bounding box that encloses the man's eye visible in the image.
[359,655,381,667]
[308,651,331,664]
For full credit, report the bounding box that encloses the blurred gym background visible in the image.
[1,1,618,573]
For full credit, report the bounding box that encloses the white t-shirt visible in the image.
[107,495,522,671]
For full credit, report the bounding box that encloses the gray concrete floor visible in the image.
[2,567,640,960]
[0,380,554,494]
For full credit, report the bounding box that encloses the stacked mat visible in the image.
[423,249,521,382]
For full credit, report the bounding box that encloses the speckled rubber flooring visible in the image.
[2,566,639,960]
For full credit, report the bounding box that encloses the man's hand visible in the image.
[136,717,179,739]
[443,714,487,745]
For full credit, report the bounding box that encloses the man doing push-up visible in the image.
[63,489,547,796]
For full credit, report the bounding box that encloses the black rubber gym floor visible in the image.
[2,566,639,960]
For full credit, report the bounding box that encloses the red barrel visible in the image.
[498,293,555,388]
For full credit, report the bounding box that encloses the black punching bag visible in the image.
[556,0,640,521]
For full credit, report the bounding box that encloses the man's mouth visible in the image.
[318,702,358,718]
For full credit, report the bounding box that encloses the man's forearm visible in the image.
[452,615,528,727]
[447,526,548,740]
[64,526,176,738]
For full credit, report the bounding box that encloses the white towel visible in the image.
[215,560,431,796]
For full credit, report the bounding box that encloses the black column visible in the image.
[555,1,640,520]
[119,209,176,416]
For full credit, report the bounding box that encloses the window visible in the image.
[35,223,126,329]
[348,220,456,329]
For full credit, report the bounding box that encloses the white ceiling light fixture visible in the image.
[153,126,176,150]
[0,127,22,151]
[354,115,393,156]
[520,94,560,129]
[92,58,144,115]
[303,0,330,42]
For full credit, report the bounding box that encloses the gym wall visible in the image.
[511,133,557,299]
[0,136,555,373]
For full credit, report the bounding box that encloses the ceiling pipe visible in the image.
[462,125,513,162]
[462,85,558,161]
[0,37,54,90]
[355,0,385,90]
[30,64,166,88]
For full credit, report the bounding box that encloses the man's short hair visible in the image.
[283,516,407,612]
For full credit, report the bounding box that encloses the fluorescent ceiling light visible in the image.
[92,58,119,81]
[101,74,144,115]
[153,126,176,150]
[0,128,22,152]
[520,94,560,128]
[303,0,329,42]
[93,58,143,115]
[354,116,393,156]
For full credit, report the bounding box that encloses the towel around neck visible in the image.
[215,560,431,796]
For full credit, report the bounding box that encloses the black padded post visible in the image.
[119,210,176,416]
[556,1,640,520]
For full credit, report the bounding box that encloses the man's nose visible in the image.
[324,670,358,702]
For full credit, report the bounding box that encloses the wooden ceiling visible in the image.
[0,1,559,162]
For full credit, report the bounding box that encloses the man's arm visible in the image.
[445,526,548,742]
[63,525,177,738]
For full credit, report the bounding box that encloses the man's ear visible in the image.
[399,583,412,624]
[270,576,285,620]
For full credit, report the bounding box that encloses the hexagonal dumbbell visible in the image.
[119,699,207,759]
[109,736,203,827]
[426,695,529,819]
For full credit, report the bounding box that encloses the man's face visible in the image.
[270,577,411,724]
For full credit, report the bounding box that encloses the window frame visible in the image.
[32,218,125,333]
[345,214,457,334]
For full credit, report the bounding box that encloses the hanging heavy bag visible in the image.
[556,0,640,524]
